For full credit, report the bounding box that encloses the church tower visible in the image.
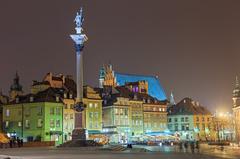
[99,65,105,88]
[9,72,23,101]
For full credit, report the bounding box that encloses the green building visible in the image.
[2,88,64,145]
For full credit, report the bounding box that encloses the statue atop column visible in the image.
[74,8,84,34]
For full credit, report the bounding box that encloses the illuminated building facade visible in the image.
[168,98,214,141]
[0,92,8,132]
[2,88,64,145]
[100,85,168,143]
[232,76,240,144]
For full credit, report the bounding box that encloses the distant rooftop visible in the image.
[115,73,167,101]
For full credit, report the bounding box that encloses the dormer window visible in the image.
[64,93,67,99]
[56,96,60,102]
[134,94,137,100]
[30,96,34,102]
[16,97,19,103]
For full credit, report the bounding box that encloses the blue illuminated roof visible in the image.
[115,73,167,101]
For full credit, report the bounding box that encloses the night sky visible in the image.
[0,0,240,112]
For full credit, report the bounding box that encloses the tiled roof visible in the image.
[99,86,167,107]
[8,87,64,104]
[168,97,211,115]
[115,73,167,101]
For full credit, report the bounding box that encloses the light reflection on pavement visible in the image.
[0,144,239,159]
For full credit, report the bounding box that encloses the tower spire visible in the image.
[236,75,239,88]
[170,91,176,105]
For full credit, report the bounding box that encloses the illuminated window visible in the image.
[50,108,54,115]
[56,107,61,115]
[6,109,10,117]
[89,103,93,108]
[37,119,43,128]
[56,119,61,127]
[37,106,42,116]
[25,120,30,128]
[50,119,55,128]
[5,121,9,128]
[18,121,22,127]
[94,103,98,108]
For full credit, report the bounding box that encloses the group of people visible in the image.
[178,141,200,153]
[9,137,23,148]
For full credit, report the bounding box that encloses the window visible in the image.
[115,108,118,114]
[185,117,189,122]
[50,119,55,128]
[94,103,98,108]
[89,112,93,118]
[186,124,189,130]
[25,108,30,116]
[56,107,61,115]
[18,121,22,127]
[37,119,43,128]
[56,119,61,127]
[70,104,74,109]
[175,124,178,131]
[196,123,200,130]
[174,118,178,122]
[168,118,172,122]
[207,117,210,122]
[181,125,185,131]
[50,108,54,115]
[95,112,99,119]
[37,106,42,115]
[159,108,162,111]
[25,120,30,128]
[70,114,74,119]
[162,108,165,111]
[202,117,205,122]
[196,117,199,122]
[181,117,184,122]
[95,122,98,128]
[5,121,9,128]
[89,103,93,108]
[202,123,205,130]
[6,109,10,117]
[18,110,22,116]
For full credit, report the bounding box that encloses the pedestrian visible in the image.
[196,141,200,153]
[9,139,13,148]
[179,142,183,152]
[190,141,195,153]
[20,139,23,147]
[17,137,21,148]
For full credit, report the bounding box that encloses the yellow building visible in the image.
[168,98,214,141]
[83,86,103,137]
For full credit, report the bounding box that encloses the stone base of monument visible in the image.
[58,128,101,147]
[58,139,101,147]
